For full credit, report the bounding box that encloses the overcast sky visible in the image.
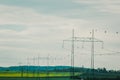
[0,0,120,70]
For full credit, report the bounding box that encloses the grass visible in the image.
[0,71,81,77]
[0,71,120,80]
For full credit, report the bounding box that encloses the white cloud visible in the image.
[0,4,119,70]
[0,4,84,26]
[73,0,100,4]
[73,0,120,14]
[0,4,92,66]
[0,4,94,39]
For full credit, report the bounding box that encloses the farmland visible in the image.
[0,71,78,80]
[0,66,120,80]
[0,71,80,77]
[0,77,70,80]
[0,71,120,80]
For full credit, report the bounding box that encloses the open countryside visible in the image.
[0,0,120,80]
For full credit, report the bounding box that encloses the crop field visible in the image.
[0,77,71,80]
[0,71,80,77]
[0,72,79,80]
[0,71,120,80]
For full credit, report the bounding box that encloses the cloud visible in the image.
[73,0,100,4]
[0,4,93,37]
[0,4,119,69]
[0,4,92,66]
[0,4,85,26]
[73,0,120,14]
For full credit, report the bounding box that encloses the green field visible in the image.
[0,77,71,80]
[1,71,120,80]
[0,71,81,77]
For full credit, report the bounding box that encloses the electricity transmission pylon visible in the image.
[63,29,104,79]
[29,55,61,80]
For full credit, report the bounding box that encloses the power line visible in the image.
[63,29,103,79]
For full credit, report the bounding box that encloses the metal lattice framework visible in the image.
[63,29,104,79]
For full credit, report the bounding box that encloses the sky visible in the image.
[0,0,120,70]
